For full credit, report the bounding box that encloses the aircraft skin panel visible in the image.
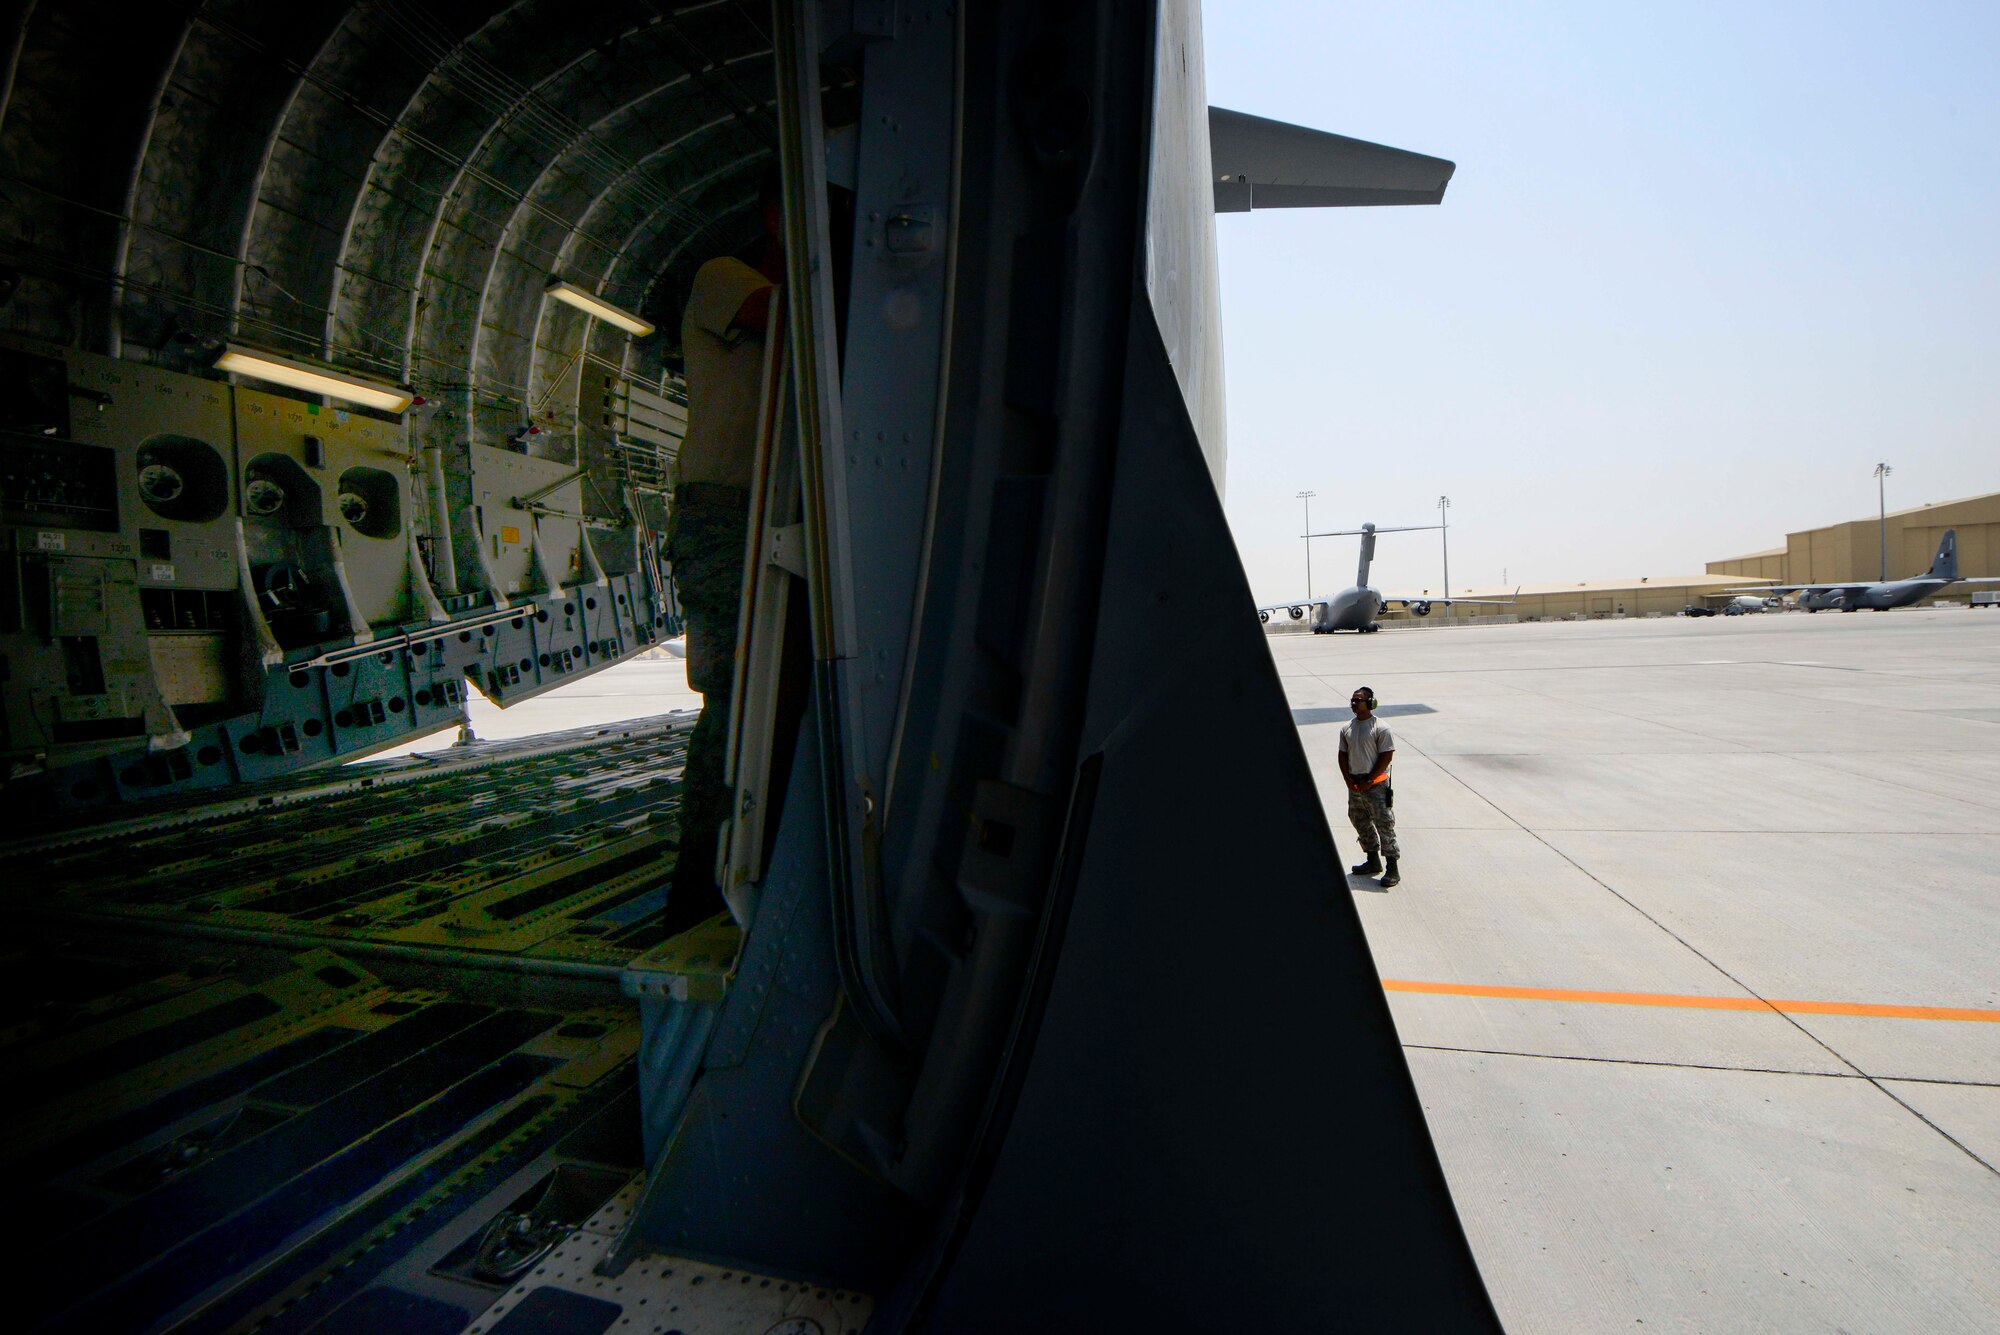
[920,298,1500,1332]
[606,710,927,1290]
[1145,0,1229,495]
[886,3,1495,1322]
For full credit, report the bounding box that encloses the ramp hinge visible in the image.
[768,523,807,578]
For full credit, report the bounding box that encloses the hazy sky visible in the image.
[1203,1,1999,602]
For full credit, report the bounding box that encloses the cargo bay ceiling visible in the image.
[0,0,790,444]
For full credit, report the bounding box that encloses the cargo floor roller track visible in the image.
[3,718,702,1334]
[7,715,697,977]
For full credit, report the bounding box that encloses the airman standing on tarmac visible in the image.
[1340,686,1400,887]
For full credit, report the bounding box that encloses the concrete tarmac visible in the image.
[1273,609,2000,1333]
[366,613,1999,1329]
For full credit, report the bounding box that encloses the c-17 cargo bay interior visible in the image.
[2,2,835,1327]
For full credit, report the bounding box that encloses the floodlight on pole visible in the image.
[1874,462,1892,580]
[1438,495,1451,619]
[1297,490,1316,598]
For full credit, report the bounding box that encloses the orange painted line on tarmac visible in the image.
[1380,978,2000,1024]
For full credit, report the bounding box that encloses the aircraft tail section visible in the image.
[1928,529,1958,581]
[1356,526,1377,588]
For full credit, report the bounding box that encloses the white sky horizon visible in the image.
[1203,1,1998,605]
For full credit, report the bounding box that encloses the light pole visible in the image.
[1297,490,1316,598]
[1437,495,1451,619]
[1874,462,1891,580]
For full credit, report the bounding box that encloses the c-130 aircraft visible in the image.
[1724,529,1998,612]
[1261,521,1518,632]
[0,2,1503,1330]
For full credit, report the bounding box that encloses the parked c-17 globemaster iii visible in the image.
[1260,521,1517,632]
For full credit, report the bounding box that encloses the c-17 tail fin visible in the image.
[1928,529,1958,582]
[1306,522,1443,591]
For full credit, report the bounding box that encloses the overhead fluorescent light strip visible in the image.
[214,345,413,414]
[546,281,655,337]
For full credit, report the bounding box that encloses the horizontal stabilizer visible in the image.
[1209,106,1456,213]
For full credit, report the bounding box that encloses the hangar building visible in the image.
[1376,490,1999,623]
[1706,490,2000,595]
[1376,573,1760,622]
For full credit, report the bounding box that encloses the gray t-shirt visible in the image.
[1339,716,1395,778]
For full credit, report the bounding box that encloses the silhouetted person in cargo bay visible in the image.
[1341,685,1400,888]
[663,174,783,934]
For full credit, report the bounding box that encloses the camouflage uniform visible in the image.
[664,250,774,932]
[664,485,749,927]
[1346,782,1399,859]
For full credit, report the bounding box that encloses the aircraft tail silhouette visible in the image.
[1927,529,1958,582]
[1312,522,1440,590]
